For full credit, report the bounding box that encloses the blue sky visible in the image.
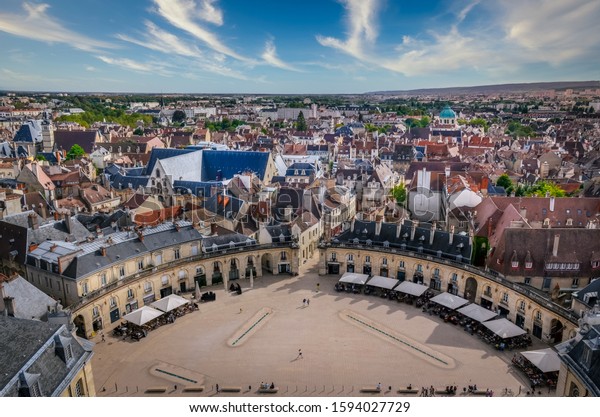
[0,0,599,94]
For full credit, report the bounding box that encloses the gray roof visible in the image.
[2,276,58,320]
[0,316,91,396]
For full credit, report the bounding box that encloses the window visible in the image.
[399,260,405,269]
[191,245,199,256]
[525,261,532,269]
[519,300,526,311]
[196,266,204,275]
[566,219,573,226]
[65,344,73,363]
[174,249,180,260]
[119,266,125,279]
[109,297,117,308]
[524,277,531,285]
[535,311,542,321]
[347,254,354,262]
[144,282,152,293]
[572,278,579,287]
[501,293,509,304]
[451,273,458,282]
[155,253,162,265]
[511,260,519,268]
[137,259,144,271]
[382,258,387,266]
[100,273,107,287]
[161,275,169,286]
[92,306,99,318]
[30,381,42,397]
[573,263,580,270]
[127,289,134,300]
[81,282,89,295]
[434,268,440,277]
[74,378,84,397]
[365,256,371,264]
[331,252,337,261]
[281,251,287,261]
[416,264,423,272]
[484,286,492,296]
[593,261,600,269]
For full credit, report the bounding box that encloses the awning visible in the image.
[483,318,527,339]
[122,306,164,326]
[521,348,561,373]
[366,275,399,290]
[456,303,498,323]
[395,281,428,297]
[151,294,190,312]
[339,272,369,285]
[430,292,469,310]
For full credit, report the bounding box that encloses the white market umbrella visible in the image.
[366,275,400,290]
[483,318,526,339]
[521,348,561,373]
[430,292,469,310]
[151,294,190,313]
[395,281,428,297]
[456,303,498,323]
[339,272,369,285]
[122,306,164,326]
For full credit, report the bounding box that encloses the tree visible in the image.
[391,183,407,206]
[524,181,566,197]
[496,174,514,195]
[67,144,85,161]
[35,154,47,161]
[296,111,307,131]
[172,110,186,124]
[133,127,144,136]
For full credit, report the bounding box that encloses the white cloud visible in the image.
[85,65,96,72]
[0,3,114,52]
[316,0,380,60]
[96,55,173,76]
[198,0,223,26]
[261,40,301,72]
[498,0,600,63]
[153,0,249,62]
[117,21,203,58]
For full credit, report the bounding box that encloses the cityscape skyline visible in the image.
[1,0,599,94]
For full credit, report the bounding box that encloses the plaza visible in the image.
[91,258,552,397]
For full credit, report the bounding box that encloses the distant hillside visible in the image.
[367,81,600,96]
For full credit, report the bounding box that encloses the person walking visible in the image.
[316,283,320,292]
[298,349,303,359]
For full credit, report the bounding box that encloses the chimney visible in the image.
[350,218,355,233]
[101,247,107,257]
[396,223,402,239]
[27,213,39,230]
[549,196,555,212]
[480,177,489,195]
[0,282,5,314]
[449,225,455,245]
[552,234,560,257]
[375,219,382,236]
[64,216,72,234]
[137,230,144,242]
[96,227,103,238]
[410,220,418,241]
[303,189,312,212]
[430,222,436,245]
[39,202,47,219]
[210,222,218,236]
[54,211,59,221]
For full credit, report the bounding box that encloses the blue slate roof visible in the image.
[110,172,149,190]
[13,121,42,143]
[201,150,270,181]
[173,180,221,197]
[203,193,245,217]
[487,184,507,196]
[37,152,59,164]
[285,162,315,176]
[144,148,197,175]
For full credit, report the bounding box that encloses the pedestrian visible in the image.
[174,385,177,390]
[101,333,105,342]
[239,307,242,314]
[376,382,382,391]
[302,298,306,307]
[298,349,303,359]
[216,383,220,393]
[316,283,320,292]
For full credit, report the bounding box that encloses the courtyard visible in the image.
[91,258,552,397]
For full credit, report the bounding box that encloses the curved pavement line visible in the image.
[227,307,274,347]
[339,309,456,369]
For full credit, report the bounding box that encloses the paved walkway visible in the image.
[91,257,555,397]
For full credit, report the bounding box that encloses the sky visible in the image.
[0,0,599,94]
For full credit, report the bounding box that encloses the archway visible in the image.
[177,269,188,293]
[261,253,273,273]
[73,314,87,338]
[464,277,478,303]
[245,255,257,278]
[550,318,564,343]
[194,266,206,288]
[212,261,223,285]
[229,259,240,280]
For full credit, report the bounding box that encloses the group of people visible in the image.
[229,282,242,294]
[260,382,276,390]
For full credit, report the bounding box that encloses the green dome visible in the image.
[439,106,456,119]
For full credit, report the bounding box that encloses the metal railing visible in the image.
[323,241,580,324]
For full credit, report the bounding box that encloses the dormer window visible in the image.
[512,260,519,268]
[543,218,550,226]
[525,261,532,269]
[18,372,42,397]
[566,218,573,226]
